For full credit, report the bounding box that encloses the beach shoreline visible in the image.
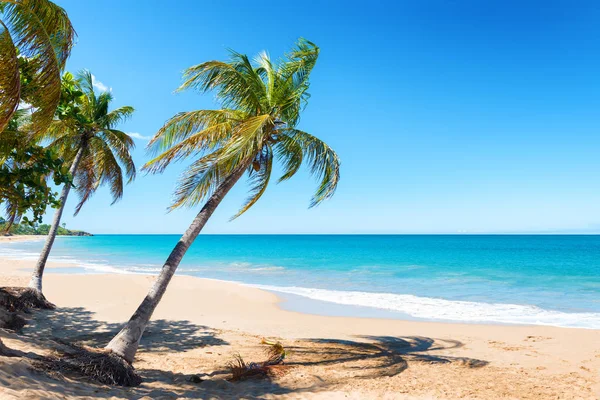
[1,235,599,398]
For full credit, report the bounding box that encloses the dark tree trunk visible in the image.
[28,143,86,293]
[3,214,15,235]
[105,163,249,363]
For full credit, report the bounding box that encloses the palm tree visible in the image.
[27,70,136,305]
[0,1,75,238]
[105,38,340,365]
[0,0,75,133]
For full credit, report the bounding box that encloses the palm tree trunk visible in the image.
[28,143,86,293]
[105,163,249,363]
[106,163,249,364]
[3,214,16,235]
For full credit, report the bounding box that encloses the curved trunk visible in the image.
[3,213,16,235]
[28,143,86,293]
[105,163,249,363]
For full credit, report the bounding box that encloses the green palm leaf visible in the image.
[0,20,20,132]
[40,70,136,215]
[2,0,75,134]
[148,38,339,218]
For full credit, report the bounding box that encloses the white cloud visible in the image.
[128,132,152,141]
[91,74,111,92]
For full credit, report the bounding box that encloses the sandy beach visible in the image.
[0,236,599,399]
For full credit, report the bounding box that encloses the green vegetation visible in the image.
[0,0,75,133]
[0,218,91,236]
[27,70,135,295]
[1,3,135,302]
[0,1,75,228]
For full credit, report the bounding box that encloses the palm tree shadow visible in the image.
[284,335,487,379]
[187,335,490,398]
[7,320,490,399]
[20,306,228,353]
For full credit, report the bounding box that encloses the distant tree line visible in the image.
[0,217,90,236]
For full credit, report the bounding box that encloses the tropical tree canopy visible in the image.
[0,108,70,227]
[0,0,75,133]
[40,70,136,214]
[144,38,340,218]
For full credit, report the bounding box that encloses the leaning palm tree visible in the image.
[26,70,136,306]
[0,0,75,133]
[105,38,340,368]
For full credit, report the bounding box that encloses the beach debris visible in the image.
[0,308,26,331]
[32,342,142,387]
[227,338,289,381]
[0,287,55,311]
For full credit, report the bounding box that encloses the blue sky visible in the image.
[51,0,600,234]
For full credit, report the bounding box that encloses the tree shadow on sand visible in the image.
[130,335,489,399]
[216,335,489,397]
[8,308,489,398]
[20,306,228,353]
[2,331,490,399]
[289,335,488,373]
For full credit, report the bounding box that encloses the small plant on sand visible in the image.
[227,339,289,381]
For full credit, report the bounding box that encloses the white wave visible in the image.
[3,244,598,329]
[76,263,131,275]
[248,266,285,272]
[249,284,600,329]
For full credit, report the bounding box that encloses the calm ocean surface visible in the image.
[2,234,599,328]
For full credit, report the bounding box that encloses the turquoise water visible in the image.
[2,234,599,328]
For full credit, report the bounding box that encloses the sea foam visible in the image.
[249,284,600,329]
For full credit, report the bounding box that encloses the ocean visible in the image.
[1,234,599,329]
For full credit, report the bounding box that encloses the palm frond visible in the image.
[274,132,303,182]
[231,145,273,220]
[169,114,271,210]
[280,38,319,89]
[93,137,124,203]
[254,51,276,105]
[100,130,136,182]
[178,60,263,112]
[3,0,76,134]
[0,20,20,132]
[72,152,98,215]
[144,120,234,174]
[279,129,340,207]
[146,109,244,156]
[169,148,228,210]
[98,106,134,129]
